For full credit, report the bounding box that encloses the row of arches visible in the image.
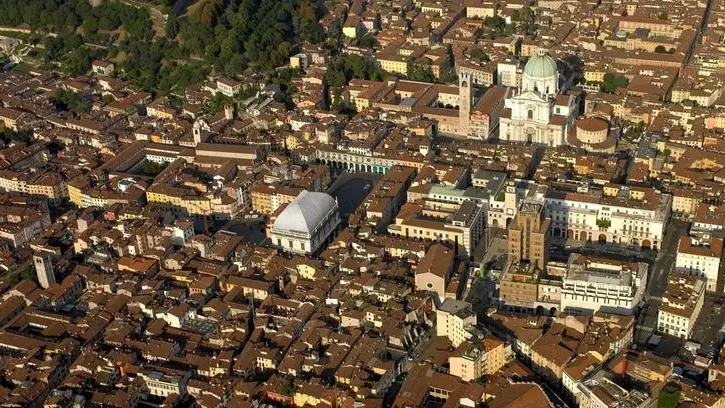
[550,227,654,249]
[318,159,389,174]
[536,306,558,316]
[489,218,513,229]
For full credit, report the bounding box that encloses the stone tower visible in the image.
[224,105,234,120]
[504,181,518,225]
[193,119,202,146]
[507,202,550,268]
[34,252,56,289]
[458,71,472,136]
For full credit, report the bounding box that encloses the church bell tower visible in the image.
[459,71,472,136]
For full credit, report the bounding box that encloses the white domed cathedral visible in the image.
[499,47,578,147]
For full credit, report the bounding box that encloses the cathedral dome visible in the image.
[523,48,558,80]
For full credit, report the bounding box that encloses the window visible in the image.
[527,109,534,120]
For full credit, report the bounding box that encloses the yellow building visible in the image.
[146,185,214,216]
[67,181,84,208]
[466,4,496,18]
[251,186,274,215]
[293,383,326,407]
[146,98,176,120]
[67,175,145,208]
[250,185,300,215]
[0,107,24,130]
[379,56,410,77]
[584,69,606,84]
[388,199,484,256]
[449,337,509,382]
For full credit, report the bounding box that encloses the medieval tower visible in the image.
[459,71,472,136]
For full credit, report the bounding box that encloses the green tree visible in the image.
[519,6,537,36]
[332,97,356,114]
[657,384,681,408]
[658,11,668,20]
[324,53,386,90]
[82,15,98,34]
[504,23,515,36]
[278,383,297,397]
[51,89,90,114]
[602,73,628,93]
[470,48,490,63]
[484,15,506,37]
[324,66,346,88]
[439,65,457,83]
[297,0,324,43]
[408,64,436,83]
[166,14,179,39]
[20,268,35,282]
[0,128,32,144]
[142,160,168,176]
[0,0,333,92]
[655,45,667,53]
[343,54,368,80]
[4,273,19,287]
[62,48,95,75]
[202,93,235,114]
[596,219,611,229]
[357,33,377,48]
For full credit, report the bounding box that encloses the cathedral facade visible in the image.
[499,48,577,147]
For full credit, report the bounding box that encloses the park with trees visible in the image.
[0,0,331,97]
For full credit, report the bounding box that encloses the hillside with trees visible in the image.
[0,0,330,94]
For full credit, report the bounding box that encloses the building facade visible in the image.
[675,236,723,292]
[657,273,706,338]
[508,202,550,268]
[561,254,648,315]
[449,337,509,382]
[436,299,476,347]
[499,48,577,147]
[270,191,340,255]
[545,185,672,250]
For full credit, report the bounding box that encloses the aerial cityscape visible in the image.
[0,0,722,406]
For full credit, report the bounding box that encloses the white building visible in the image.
[436,299,477,347]
[578,369,651,408]
[216,77,241,97]
[691,203,725,242]
[561,254,648,315]
[139,368,189,398]
[33,253,56,289]
[270,191,340,255]
[487,180,519,229]
[657,273,706,338]
[499,48,577,147]
[545,185,672,249]
[497,58,522,88]
[675,236,723,292]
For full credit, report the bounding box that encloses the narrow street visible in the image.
[634,219,689,345]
